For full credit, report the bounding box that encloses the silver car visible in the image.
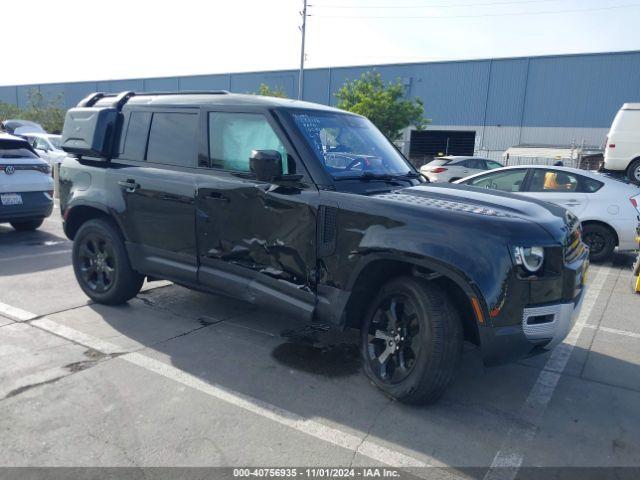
[419,156,503,183]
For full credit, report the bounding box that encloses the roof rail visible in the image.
[75,90,229,108]
[77,92,105,107]
[137,90,230,96]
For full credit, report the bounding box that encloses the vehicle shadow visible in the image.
[88,279,640,469]
[0,224,71,276]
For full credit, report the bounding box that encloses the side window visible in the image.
[121,111,151,161]
[467,169,527,192]
[146,112,198,167]
[486,160,503,170]
[528,169,579,192]
[581,176,604,193]
[208,112,288,173]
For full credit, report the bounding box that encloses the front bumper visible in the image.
[521,288,585,349]
[479,251,589,365]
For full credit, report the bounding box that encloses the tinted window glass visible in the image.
[208,112,288,173]
[582,177,604,193]
[486,160,503,169]
[0,140,38,158]
[122,111,152,161]
[529,169,578,192]
[467,169,527,192]
[147,112,198,166]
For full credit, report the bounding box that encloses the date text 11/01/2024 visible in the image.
[233,468,401,477]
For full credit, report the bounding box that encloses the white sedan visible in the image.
[455,165,640,261]
[21,133,68,168]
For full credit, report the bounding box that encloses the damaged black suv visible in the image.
[59,91,589,404]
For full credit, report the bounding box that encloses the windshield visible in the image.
[289,110,414,179]
[48,136,62,149]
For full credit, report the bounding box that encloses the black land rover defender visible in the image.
[59,91,589,404]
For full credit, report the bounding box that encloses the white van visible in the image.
[604,103,640,183]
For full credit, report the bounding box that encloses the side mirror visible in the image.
[250,150,282,183]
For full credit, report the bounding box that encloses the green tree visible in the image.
[22,89,66,133]
[0,88,66,134]
[256,83,288,98]
[335,71,428,142]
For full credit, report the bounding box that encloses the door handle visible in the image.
[564,199,581,206]
[205,191,229,203]
[118,179,140,193]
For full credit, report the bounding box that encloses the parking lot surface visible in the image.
[1,214,639,476]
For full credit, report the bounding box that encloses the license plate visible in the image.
[0,193,22,206]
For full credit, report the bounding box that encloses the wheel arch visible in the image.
[63,204,125,241]
[342,255,483,346]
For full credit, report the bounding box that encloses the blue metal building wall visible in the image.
[1,50,640,129]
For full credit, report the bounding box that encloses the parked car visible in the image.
[456,166,640,261]
[604,103,640,183]
[21,133,67,167]
[59,91,589,404]
[0,133,53,231]
[0,119,46,135]
[420,156,503,183]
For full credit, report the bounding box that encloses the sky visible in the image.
[1,0,639,86]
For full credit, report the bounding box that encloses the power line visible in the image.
[309,0,563,9]
[309,3,640,19]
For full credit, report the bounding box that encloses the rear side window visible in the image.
[121,111,151,161]
[582,176,604,193]
[146,112,198,167]
[0,140,38,159]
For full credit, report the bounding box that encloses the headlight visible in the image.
[514,246,545,273]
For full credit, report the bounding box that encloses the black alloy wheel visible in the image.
[77,233,116,293]
[72,218,144,304]
[366,294,422,384]
[361,277,462,405]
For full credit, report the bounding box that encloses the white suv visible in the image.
[0,133,54,231]
[604,103,640,183]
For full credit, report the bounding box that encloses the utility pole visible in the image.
[298,0,307,100]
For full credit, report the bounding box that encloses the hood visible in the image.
[374,183,573,243]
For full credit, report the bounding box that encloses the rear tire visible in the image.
[582,223,616,262]
[72,218,144,305]
[10,219,44,231]
[627,158,640,184]
[360,276,463,405]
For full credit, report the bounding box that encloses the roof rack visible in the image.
[76,90,230,108]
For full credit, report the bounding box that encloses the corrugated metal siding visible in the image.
[484,58,529,126]
[523,51,640,128]
[2,51,640,130]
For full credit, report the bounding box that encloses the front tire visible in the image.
[582,223,616,262]
[10,218,44,231]
[627,158,640,184]
[361,277,463,405]
[72,218,144,305]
